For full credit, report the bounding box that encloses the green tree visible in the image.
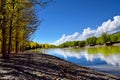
[78,41,85,47]
[86,36,97,45]
[0,0,51,59]
[99,33,110,44]
[110,34,118,42]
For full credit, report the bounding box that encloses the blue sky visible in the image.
[32,0,120,45]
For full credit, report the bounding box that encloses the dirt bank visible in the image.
[0,53,120,80]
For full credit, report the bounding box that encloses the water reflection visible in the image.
[87,46,120,56]
[40,46,120,76]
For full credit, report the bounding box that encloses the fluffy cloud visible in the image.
[79,16,120,40]
[52,32,79,45]
[52,16,120,45]
[79,27,96,40]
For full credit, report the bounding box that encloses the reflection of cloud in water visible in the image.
[44,48,120,67]
[46,48,82,59]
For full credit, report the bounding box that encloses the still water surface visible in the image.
[36,46,120,76]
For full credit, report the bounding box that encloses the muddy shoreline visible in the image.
[0,53,120,80]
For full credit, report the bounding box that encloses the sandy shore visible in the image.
[0,53,120,80]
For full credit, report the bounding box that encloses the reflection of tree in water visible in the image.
[87,46,120,56]
[85,46,120,68]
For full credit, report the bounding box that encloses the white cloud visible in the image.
[97,16,120,34]
[79,27,96,40]
[52,15,120,45]
[79,15,120,40]
[52,32,79,45]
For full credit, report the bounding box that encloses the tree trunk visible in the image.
[8,20,12,55]
[1,27,9,59]
[1,0,9,59]
[8,0,15,55]
[15,27,19,54]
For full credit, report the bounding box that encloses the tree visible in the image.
[110,34,118,42]
[8,0,15,55]
[99,33,110,44]
[78,41,85,47]
[86,36,97,45]
[0,0,52,59]
[0,0,8,59]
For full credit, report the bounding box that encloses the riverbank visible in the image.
[0,53,120,80]
[84,42,120,48]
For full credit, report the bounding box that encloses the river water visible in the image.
[34,46,120,76]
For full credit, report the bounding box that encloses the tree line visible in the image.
[58,32,120,48]
[0,0,50,59]
[25,32,120,49]
[25,41,56,50]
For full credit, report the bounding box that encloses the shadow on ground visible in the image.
[0,53,120,80]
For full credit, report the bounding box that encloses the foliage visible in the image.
[58,32,120,48]
[25,41,56,50]
[86,36,97,45]
[58,41,85,48]
[0,0,51,59]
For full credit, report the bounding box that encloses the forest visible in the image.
[0,0,50,59]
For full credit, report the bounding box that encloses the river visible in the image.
[32,46,120,77]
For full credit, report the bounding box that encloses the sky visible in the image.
[32,0,120,45]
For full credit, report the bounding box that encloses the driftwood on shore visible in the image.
[0,53,120,80]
